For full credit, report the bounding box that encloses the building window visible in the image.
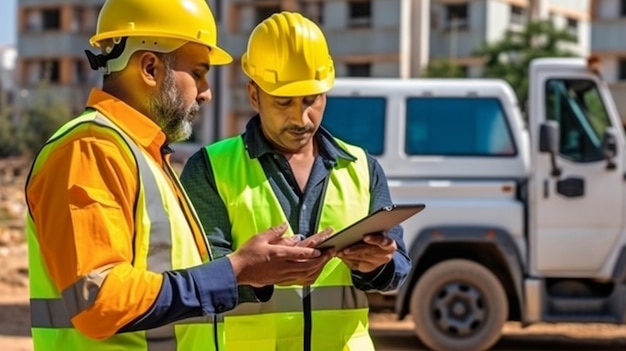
[430,11,440,30]
[566,17,578,40]
[71,7,84,32]
[618,59,626,80]
[348,0,371,28]
[347,63,371,77]
[317,1,324,25]
[510,5,525,25]
[256,5,281,24]
[445,4,468,31]
[41,8,61,30]
[25,61,40,85]
[25,60,61,85]
[84,5,102,34]
[42,60,60,84]
[214,0,223,22]
[25,9,42,32]
[6,91,15,106]
[73,60,87,84]
[300,1,324,25]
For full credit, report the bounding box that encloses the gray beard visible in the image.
[147,68,199,143]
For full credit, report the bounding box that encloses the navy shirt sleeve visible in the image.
[350,155,412,292]
[119,256,237,332]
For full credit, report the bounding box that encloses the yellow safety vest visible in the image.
[207,136,376,351]
[27,111,224,351]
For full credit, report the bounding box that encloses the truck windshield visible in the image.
[546,79,611,162]
[322,96,386,155]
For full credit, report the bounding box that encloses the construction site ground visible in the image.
[3,158,626,350]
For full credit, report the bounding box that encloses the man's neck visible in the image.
[283,140,317,193]
[102,84,150,118]
[280,140,316,160]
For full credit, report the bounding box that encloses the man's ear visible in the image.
[138,52,159,87]
[247,81,260,113]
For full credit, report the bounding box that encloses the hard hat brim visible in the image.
[256,77,335,97]
[89,32,233,66]
[209,45,233,66]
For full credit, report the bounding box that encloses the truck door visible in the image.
[529,60,625,276]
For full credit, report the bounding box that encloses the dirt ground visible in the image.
[4,243,626,351]
[4,159,626,351]
[0,242,31,351]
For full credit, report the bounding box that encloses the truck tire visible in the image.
[410,259,507,351]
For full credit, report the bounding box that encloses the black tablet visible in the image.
[316,204,425,250]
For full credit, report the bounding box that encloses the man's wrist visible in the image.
[227,252,245,283]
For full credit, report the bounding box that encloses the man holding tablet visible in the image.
[181,11,412,351]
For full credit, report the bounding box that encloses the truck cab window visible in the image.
[322,96,386,155]
[404,97,516,156]
[545,79,611,162]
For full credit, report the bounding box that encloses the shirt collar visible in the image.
[86,88,166,158]
[242,115,356,163]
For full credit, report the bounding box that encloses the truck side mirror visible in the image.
[539,121,561,177]
[603,127,618,170]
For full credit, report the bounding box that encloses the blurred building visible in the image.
[15,0,227,157]
[0,46,17,114]
[429,0,591,78]
[14,0,596,151]
[16,0,104,114]
[218,0,429,135]
[591,0,626,122]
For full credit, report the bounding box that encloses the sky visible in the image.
[0,0,17,47]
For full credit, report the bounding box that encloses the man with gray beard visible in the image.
[24,1,332,350]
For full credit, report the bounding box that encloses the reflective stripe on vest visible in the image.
[207,136,376,351]
[27,111,221,351]
[226,286,369,315]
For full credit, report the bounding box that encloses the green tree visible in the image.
[18,102,72,155]
[0,94,71,158]
[474,20,578,111]
[0,108,25,157]
[423,59,467,78]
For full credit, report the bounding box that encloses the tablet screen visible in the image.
[316,203,425,250]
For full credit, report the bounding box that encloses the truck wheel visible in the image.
[410,259,507,351]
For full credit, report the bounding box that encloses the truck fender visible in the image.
[396,226,525,319]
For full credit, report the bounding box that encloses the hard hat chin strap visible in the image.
[84,37,128,75]
[85,37,186,75]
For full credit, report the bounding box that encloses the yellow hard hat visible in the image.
[89,0,232,65]
[242,12,335,97]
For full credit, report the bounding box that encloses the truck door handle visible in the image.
[556,177,585,198]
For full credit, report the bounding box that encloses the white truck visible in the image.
[322,58,626,351]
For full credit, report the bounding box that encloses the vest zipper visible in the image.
[213,314,221,351]
[303,285,312,351]
[303,175,331,351]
